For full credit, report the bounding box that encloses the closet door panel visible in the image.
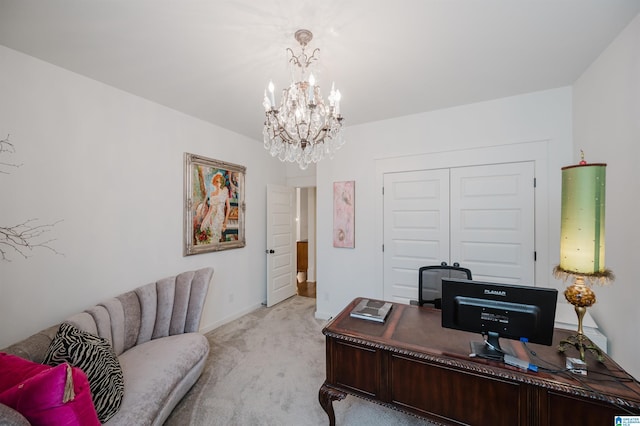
[383,170,450,303]
[450,162,535,284]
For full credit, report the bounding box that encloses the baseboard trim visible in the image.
[314,310,332,321]
[199,302,264,334]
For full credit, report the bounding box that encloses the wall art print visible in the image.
[333,180,355,248]
[184,153,245,256]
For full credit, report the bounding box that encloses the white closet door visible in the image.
[450,162,535,284]
[383,169,450,303]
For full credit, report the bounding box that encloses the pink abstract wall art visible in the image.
[333,181,355,248]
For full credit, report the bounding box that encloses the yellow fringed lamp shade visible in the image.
[556,161,612,361]
[558,163,608,278]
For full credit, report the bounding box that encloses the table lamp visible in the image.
[553,154,613,362]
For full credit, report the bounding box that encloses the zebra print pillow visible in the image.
[44,322,124,423]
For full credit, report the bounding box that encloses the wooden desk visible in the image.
[319,297,640,426]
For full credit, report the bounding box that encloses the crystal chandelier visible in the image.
[263,29,345,170]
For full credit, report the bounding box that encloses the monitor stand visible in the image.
[469,331,513,361]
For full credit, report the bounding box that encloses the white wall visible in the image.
[297,188,309,241]
[573,13,640,379]
[306,187,317,282]
[0,45,286,348]
[315,87,573,321]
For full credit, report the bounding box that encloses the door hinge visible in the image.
[382,244,384,252]
[382,186,384,195]
[533,177,537,188]
[534,251,537,261]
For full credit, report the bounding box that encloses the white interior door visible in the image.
[266,184,296,307]
[450,162,535,284]
[383,169,450,304]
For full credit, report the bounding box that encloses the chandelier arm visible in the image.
[274,122,297,149]
[304,110,314,144]
[308,121,326,144]
[289,103,308,147]
[312,106,335,142]
[286,48,301,68]
[294,124,308,149]
[265,110,308,151]
[315,131,327,145]
[276,127,293,145]
[287,46,320,70]
[303,48,320,68]
[267,112,283,133]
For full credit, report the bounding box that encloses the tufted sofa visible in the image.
[0,267,213,425]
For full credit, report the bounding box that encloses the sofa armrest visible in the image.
[0,325,60,363]
[0,403,30,426]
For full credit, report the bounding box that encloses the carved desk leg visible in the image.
[319,382,346,426]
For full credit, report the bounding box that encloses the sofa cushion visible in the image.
[105,332,208,426]
[0,352,50,392]
[43,323,125,423]
[0,353,99,426]
[0,402,31,426]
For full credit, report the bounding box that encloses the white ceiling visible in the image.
[1,0,639,141]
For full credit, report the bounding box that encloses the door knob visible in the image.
[266,249,275,254]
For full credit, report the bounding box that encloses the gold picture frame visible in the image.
[183,153,246,255]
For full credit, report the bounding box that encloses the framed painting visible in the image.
[184,153,246,255]
[333,180,355,248]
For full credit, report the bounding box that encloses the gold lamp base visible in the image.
[557,277,604,362]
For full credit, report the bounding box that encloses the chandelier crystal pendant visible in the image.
[263,29,345,170]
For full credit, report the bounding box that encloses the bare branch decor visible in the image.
[0,219,63,261]
[1,134,62,261]
[0,134,22,174]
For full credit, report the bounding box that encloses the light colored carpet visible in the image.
[165,296,433,425]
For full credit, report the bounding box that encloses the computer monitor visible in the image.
[441,278,558,360]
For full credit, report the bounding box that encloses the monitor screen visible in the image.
[441,278,558,358]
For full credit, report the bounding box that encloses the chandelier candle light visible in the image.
[263,29,345,170]
[554,153,613,362]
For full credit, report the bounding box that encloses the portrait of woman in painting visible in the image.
[202,172,231,242]
[195,171,230,244]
